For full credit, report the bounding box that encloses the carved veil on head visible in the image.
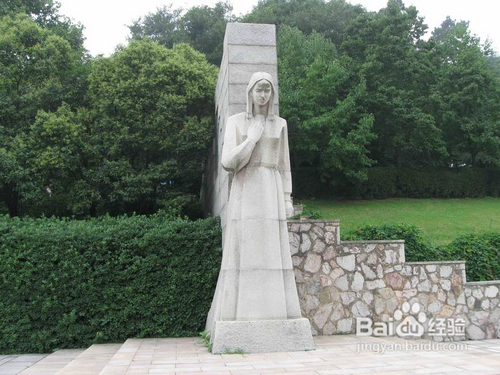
[246,71,275,122]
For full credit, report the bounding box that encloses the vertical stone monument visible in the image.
[201,23,280,236]
[204,23,314,354]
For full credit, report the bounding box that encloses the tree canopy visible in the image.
[129,2,235,66]
[243,0,364,49]
[0,13,87,216]
[1,2,218,217]
[278,26,375,188]
[1,0,500,216]
[86,41,217,216]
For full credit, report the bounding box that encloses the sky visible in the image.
[58,0,500,57]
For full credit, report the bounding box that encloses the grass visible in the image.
[199,330,212,352]
[302,197,500,245]
[199,331,246,354]
[221,348,246,354]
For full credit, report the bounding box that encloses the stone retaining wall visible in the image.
[288,220,500,341]
[464,281,500,339]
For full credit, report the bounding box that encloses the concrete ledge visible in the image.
[465,280,500,286]
[288,219,340,224]
[341,240,405,244]
[211,318,315,354]
[406,261,466,265]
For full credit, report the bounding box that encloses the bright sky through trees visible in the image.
[58,0,500,56]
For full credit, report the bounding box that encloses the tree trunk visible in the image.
[396,148,402,168]
[3,184,19,217]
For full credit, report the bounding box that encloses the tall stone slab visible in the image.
[202,23,314,354]
[201,23,279,235]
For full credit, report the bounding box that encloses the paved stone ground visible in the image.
[0,349,83,375]
[2,335,500,375]
[0,354,48,375]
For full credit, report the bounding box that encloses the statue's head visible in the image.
[246,72,275,121]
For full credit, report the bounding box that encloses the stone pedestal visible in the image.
[211,318,315,354]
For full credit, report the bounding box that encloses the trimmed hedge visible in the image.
[343,224,442,262]
[445,233,500,282]
[345,224,500,282]
[0,214,222,354]
[292,167,500,199]
[293,167,500,200]
[2,213,498,354]
[351,167,500,199]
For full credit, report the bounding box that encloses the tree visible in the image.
[128,5,184,49]
[180,2,235,65]
[341,0,448,168]
[278,26,376,193]
[0,0,59,23]
[0,14,87,216]
[86,40,218,216]
[429,19,500,167]
[431,16,469,43]
[243,0,365,49]
[13,104,95,217]
[0,0,85,51]
[129,2,235,66]
[486,53,500,79]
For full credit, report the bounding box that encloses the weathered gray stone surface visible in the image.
[224,23,277,46]
[288,220,500,341]
[205,23,313,354]
[201,23,279,233]
[211,318,314,354]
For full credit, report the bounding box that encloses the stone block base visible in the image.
[211,318,315,354]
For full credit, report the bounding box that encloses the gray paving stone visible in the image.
[56,344,121,375]
[26,335,496,375]
[19,349,84,375]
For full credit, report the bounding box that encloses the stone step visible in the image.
[54,344,121,375]
[19,349,84,375]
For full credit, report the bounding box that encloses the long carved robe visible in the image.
[206,107,302,331]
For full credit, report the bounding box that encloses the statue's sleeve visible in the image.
[279,121,292,202]
[221,117,255,172]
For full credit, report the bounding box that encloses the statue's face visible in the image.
[252,79,272,107]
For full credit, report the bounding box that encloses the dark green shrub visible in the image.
[293,166,326,198]
[343,223,442,262]
[397,168,489,198]
[351,167,398,199]
[290,203,323,220]
[344,167,499,199]
[293,167,500,200]
[445,233,500,282]
[0,213,222,354]
[487,169,500,196]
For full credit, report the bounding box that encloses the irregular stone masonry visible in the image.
[288,219,500,341]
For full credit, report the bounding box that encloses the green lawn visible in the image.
[302,198,500,245]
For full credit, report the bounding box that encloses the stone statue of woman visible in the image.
[206,72,314,354]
